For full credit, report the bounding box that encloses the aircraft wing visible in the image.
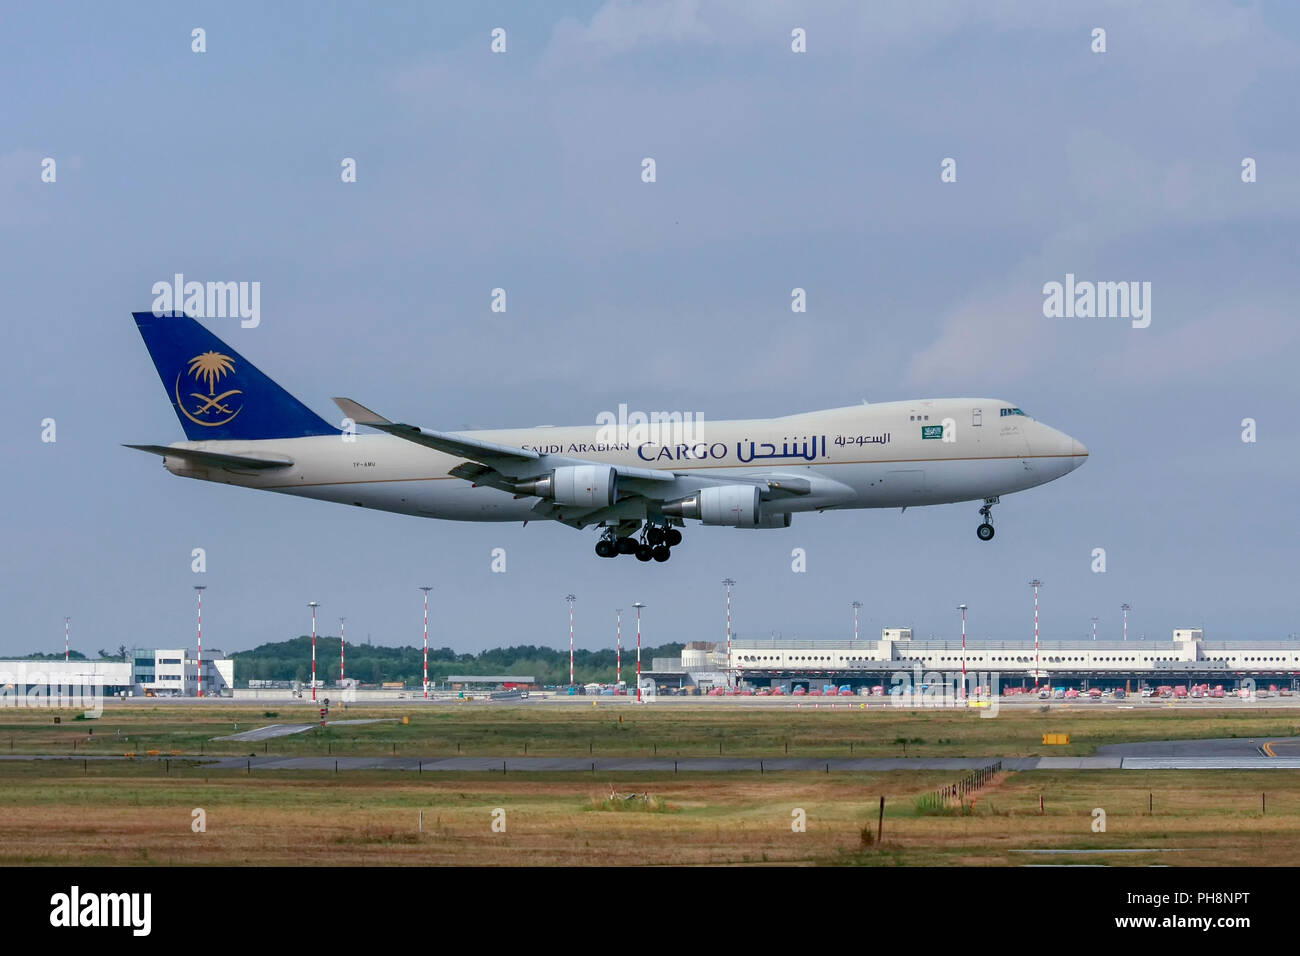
[332,398,851,529]
[333,398,675,483]
[125,444,294,470]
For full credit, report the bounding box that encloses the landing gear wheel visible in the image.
[635,544,654,562]
[646,526,666,546]
[665,528,682,546]
[652,545,671,562]
[616,537,637,555]
[976,497,998,542]
[595,539,617,557]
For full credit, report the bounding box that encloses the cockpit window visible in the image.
[1000,407,1027,417]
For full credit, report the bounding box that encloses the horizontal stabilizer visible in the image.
[125,444,294,470]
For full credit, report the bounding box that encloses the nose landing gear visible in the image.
[976,497,998,541]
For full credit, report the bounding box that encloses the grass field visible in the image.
[1,761,1297,866]
[3,702,1300,758]
[3,703,1299,865]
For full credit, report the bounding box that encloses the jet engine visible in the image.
[661,485,761,527]
[514,465,617,507]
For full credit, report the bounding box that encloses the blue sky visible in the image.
[3,1,1298,657]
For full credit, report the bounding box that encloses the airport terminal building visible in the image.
[649,629,1300,692]
[0,648,234,698]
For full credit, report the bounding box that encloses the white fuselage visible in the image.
[155,399,1087,525]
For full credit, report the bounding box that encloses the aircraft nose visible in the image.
[1070,437,1088,468]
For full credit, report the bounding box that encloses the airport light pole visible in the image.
[633,602,646,703]
[1029,580,1043,691]
[308,601,320,702]
[566,594,576,688]
[851,601,862,644]
[339,617,346,684]
[64,616,70,662]
[419,587,433,699]
[1091,616,1098,642]
[616,608,622,687]
[957,604,968,700]
[723,579,736,688]
[194,586,206,698]
[1121,603,1130,643]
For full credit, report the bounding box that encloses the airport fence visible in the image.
[916,761,1002,813]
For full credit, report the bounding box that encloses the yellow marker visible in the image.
[593,700,598,707]
[1042,733,1070,745]
[401,715,410,725]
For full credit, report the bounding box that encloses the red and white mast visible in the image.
[633,602,646,702]
[419,587,433,699]
[1029,580,1043,690]
[723,579,736,688]
[308,601,319,702]
[566,593,576,687]
[194,586,206,698]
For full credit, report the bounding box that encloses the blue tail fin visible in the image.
[133,311,338,440]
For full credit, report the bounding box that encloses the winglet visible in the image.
[332,397,391,426]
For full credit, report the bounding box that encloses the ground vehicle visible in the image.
[792,686,806,696]
[1113,689,1126,699]
[1211,686,1225,698]
[1038,689,1051,700]
[1064,688,1079,699]
[872,685,884,696]
[1088,688,1103,699]
[838,685,854,696]
[771,686,786,696]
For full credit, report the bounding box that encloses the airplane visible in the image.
[128,311,1088,562]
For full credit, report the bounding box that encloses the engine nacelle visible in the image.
[514,465,617,507]
[662,485,761,527]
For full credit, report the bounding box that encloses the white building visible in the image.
[728,627,1300,688]
[0,648,234,699]
[132,648,234,696]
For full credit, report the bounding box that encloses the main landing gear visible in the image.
[976,497,998,541]
[595,522,682,562]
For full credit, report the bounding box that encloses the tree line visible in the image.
[231,636,686,687]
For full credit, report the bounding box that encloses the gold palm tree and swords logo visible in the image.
[173,350,244,426]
